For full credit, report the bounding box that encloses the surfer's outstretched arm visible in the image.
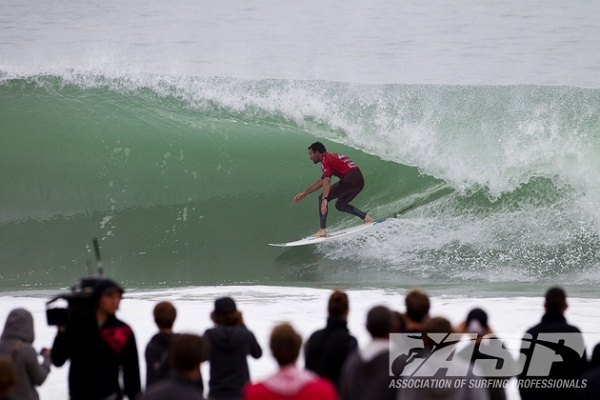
[294,179,323,203]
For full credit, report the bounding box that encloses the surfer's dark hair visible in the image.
[309,142,327,154]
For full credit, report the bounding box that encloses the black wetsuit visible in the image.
[319,168,367,228]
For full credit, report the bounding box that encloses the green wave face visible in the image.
[2,74,600,292]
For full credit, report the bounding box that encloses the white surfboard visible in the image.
[268,219,389,248]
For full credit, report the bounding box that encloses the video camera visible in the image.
[46,238,109,326]
[46,277,106,326]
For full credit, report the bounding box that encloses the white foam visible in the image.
[2,285,600,400]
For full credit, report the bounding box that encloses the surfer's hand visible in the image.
[294,192,305,203]
[320,198,328,214]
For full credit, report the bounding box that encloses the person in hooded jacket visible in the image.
[204,297,262,400]
[0,308,51,400]
[243,323,337,400]
[338,305,396,400]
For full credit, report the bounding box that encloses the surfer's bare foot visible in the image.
[312,229,327,238]
[363,215,375,223]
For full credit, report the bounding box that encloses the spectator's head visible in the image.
[465,308,488,335]
[422,317,453,350]
[405,289,430,323]
[169,334,206,377]
[328,290,349,319]
[1,308,34,343]
[424,316,453,334]
[545,286,567,314]
[0,356,17,397]
[94,278,124,318]
[153,301,177,330]
[270,323,303,367]
[93,278,124,300]
[366,305,394,339]
[392,311,407,333]
[211,297,242,326]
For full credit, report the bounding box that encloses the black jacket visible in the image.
[52,315,141,400]
[518,311,587,400]
[204,325,262,400]
[339,343,396,400]
[304,316,358,387]
[140,375,205,400]
[145,332,177,388]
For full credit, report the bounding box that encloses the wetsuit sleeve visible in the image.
[122,330,142,400]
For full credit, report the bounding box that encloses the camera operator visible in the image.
[51,278,141,400]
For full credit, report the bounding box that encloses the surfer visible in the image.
[294,142,374,237]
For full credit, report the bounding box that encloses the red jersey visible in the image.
[244,380,337,400]
[243,367,337,400]
[320,152,358,179]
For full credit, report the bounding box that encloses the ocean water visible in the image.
[2,1,600,398]
[3,77,600,296]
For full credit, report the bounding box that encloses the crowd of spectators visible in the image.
[1,282,598,400]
